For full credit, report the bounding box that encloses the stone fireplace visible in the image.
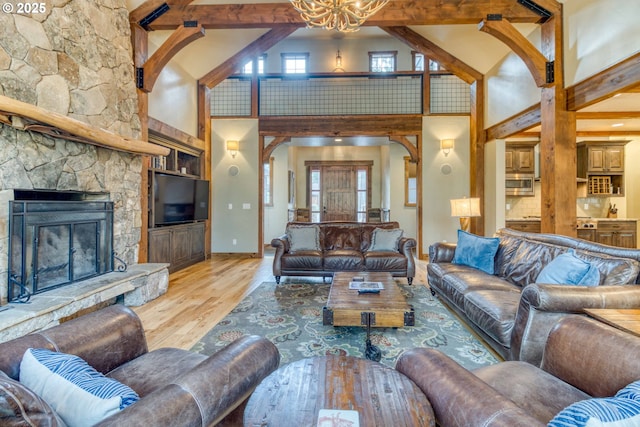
[0,1,169,339]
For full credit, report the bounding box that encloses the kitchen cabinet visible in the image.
[577,229,596,242]
[505,144,535,174]
[595,221,637,249]
[577,141,628,196]
[505,220,541,233]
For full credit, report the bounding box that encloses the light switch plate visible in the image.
[243,203,251,209]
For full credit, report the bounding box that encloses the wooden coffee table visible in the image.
[243,355,435,427]
[584,308,640,337]
[323,272,414,360]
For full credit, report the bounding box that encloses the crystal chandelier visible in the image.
[290,0,389,33]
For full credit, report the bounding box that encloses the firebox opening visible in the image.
[8,189,114,303]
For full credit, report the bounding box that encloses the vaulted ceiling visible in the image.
[126,0,640,136]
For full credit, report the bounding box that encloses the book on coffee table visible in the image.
[317,409,359,427]
[348,281,384,291]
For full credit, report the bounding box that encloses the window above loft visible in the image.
[242,55,266,75]
[369,51,397,72]
[281,53,309,74]
[412,52,424,72]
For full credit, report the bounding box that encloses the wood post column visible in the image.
[540,12,577,236]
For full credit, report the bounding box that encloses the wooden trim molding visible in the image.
[0,94,169,156]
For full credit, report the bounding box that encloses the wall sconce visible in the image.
[440,139,454,156]
[450,197,481,232]
[226,140,239,158]
[334,50,344,72]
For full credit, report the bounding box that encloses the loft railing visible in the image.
[210,71,470,117]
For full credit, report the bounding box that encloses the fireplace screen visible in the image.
[8,199,114,303]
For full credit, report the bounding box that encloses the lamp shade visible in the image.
[226,140,239,152]
[440,139,454,151]
[450,198,481,218]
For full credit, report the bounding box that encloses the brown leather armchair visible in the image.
[396,315,640,427]
[0,304,280,426]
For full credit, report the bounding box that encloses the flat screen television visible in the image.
[153,173,209,226]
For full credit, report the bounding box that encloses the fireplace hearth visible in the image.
[8,190,114,303]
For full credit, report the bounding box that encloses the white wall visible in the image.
[563,0,640,86]
[388,143,417,240]
[263,144,291,243]
[421,116,472,252]
[210,119,260,253]
[485,139,505,235]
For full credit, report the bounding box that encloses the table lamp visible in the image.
[450,197,481,232]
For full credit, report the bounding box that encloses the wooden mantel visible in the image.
[0,94,169,157]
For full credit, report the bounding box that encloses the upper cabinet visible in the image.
[505,143,536,174]
[577,141,628,196]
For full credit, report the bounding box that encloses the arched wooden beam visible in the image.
[262,136,290,163]
[479,18,551,88]
[140,24,205,93]
[389,135,419,163]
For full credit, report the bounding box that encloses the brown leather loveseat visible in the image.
[0,304,280,426]
[428,228,640,365]
[396,315,640,426]
[271,221,416,284]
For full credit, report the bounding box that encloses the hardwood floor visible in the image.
[132,251,429,351]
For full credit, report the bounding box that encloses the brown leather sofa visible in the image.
[396,315,640,427]
[428,228,640,365]
[0,304,280,426]
[271,221,416,284]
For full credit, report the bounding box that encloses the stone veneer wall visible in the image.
[0,0,143,304]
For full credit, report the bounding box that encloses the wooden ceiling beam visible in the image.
[380,26,482,84]
[130,0,194,27]
[259,115,423,137]
[140,23,205,93]
[576,111,640,120]
[145,1,543,30]
[199,25,300,88]
[486,104,541,141]
[567,52,640,111]
[479,18,550,87]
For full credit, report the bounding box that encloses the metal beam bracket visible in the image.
[139,2,170,30]
[517,0,552,19]
[136,68,144,89]
[546,61,555,84]
[487,14,503,21]
[184,20,198,28]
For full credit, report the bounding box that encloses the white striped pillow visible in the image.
[548,396,640,427]
[19,348,139,427]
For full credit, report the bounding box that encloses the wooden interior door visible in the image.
[322,166,357,221]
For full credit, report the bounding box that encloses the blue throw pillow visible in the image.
[548,396,640,427]
[19,348,139,427]
[616,380,640,401]
[536,249,600,286]
[452,230,500,275]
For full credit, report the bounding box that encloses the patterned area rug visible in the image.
[191,279,499,369]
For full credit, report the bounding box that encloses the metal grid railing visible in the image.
[430,73,470,114]
[209,72,471,117]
